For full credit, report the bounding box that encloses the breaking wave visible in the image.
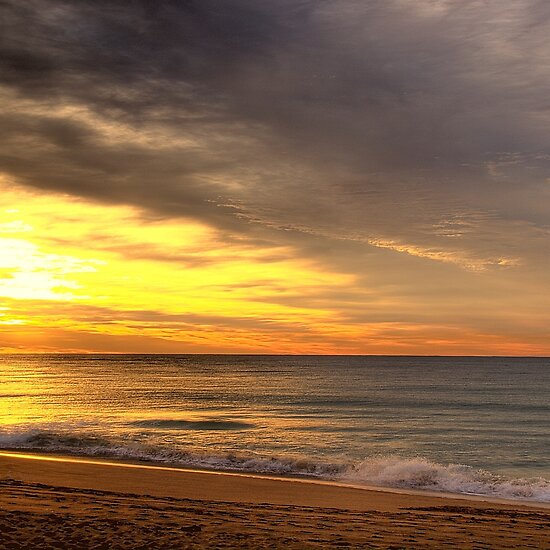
[1,428,549,503]
[339,457,550,502]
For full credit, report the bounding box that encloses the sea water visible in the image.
[0,354,548,502]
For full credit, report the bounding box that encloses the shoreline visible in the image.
[1,449,548,511]
[1,450,549,548]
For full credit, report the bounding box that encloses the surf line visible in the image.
[1,450,547,508]
[0,449,359,487]
[0,449,433,495]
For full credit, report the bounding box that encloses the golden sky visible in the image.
[0,179,356,353]
[1,1,549,355]
[1,177,549,355]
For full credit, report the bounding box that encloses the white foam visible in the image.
[338,456,550,502]
[1,428,549,503]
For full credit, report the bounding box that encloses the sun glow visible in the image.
[0,179,360,353]
[2,178,550,356]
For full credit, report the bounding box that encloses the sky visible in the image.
[0,0,549,354]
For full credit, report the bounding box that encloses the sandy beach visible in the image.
[0,452,548,549]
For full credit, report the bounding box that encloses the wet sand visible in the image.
[0,452,548,549]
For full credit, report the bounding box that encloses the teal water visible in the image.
[0,355,549,501]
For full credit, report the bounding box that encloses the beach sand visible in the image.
[0,452,548,549]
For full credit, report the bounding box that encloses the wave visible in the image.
[0,427,343,477]
[130,419,255,431]
[1,428,549,503]
[339,457,550,502]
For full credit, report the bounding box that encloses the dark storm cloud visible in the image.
[0,0,290,229]
[1,0,549,268]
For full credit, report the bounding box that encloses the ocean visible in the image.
[0,354,548,503]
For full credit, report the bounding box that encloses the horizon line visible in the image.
[1,352,549,359]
